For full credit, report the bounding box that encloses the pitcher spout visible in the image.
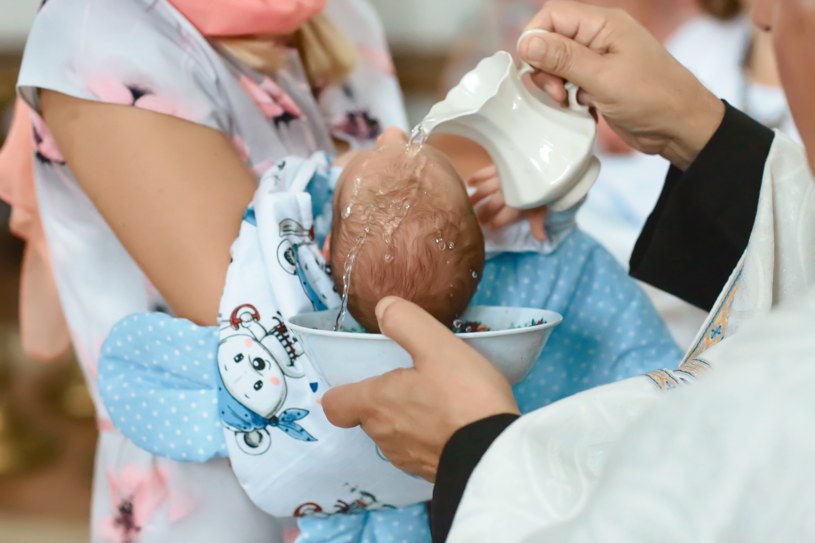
[417,50,600,211]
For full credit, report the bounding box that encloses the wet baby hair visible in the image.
[330,152,485,333]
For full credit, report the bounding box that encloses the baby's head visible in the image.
[330,129,485,332]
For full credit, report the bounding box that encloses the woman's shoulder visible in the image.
[18,0,227,130]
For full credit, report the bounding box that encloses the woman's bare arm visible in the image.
[41,90,258,325]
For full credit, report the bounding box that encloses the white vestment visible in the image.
[448,133,815,542]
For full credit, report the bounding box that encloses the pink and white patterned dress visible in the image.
[16,1,406,541]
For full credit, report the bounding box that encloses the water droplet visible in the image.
[384,253,394,263]
[448,241,455,250]
[335,227,370,331]
[435,237,446,251]
[471,270,479,279]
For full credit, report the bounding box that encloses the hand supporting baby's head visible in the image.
[330,132,485,332]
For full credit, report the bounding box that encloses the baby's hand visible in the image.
[467,166,547,242]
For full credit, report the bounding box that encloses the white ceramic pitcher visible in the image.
[420,49,600,211]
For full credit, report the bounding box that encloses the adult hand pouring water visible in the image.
[324,0,815,541]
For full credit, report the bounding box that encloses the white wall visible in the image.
[0,0,39,50]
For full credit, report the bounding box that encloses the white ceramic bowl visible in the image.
[287,306,562,387]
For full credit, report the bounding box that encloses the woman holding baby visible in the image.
[1,0,411,541]
[4,0,687,540]
[4,0,664,540]
[324,0,815,541]
[3,0,813,542]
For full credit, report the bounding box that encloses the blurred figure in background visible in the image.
[443,0,699,77]
[442,0,798,348]
[693,0,798,139]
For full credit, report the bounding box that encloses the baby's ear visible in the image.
[322,233,332,263]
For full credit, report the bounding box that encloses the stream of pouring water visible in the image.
[334,225,369,331]
[407,124,428,156]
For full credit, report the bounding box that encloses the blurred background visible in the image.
[1,2,95,543]
[0,1,508,541]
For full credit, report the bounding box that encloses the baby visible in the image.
[97,128,488,536]
[99,125,684,543]
[329,129,485,332]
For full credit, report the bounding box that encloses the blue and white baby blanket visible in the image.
[99,152,432,518]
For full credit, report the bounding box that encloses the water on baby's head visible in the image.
[335,137,461,331]
[334,220,372,332]
[341,176,363,220]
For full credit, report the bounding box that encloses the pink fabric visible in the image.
[0,99,71,361]
[167,0,328,37]
[99,465,170,543]
[0,100,36,238]
[86,75,188,119]
[97,464,193,541]
[357,45,396,76]
[30,111,65,163]
[97,418,118,433]
[239,75,303,120]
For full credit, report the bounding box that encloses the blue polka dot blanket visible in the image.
[99,153,682,542]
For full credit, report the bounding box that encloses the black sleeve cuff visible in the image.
[430,413,520,543]
[630,102,775,310]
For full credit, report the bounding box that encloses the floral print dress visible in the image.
[16,1,406,541]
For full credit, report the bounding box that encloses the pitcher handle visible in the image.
[516,29,589,114]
